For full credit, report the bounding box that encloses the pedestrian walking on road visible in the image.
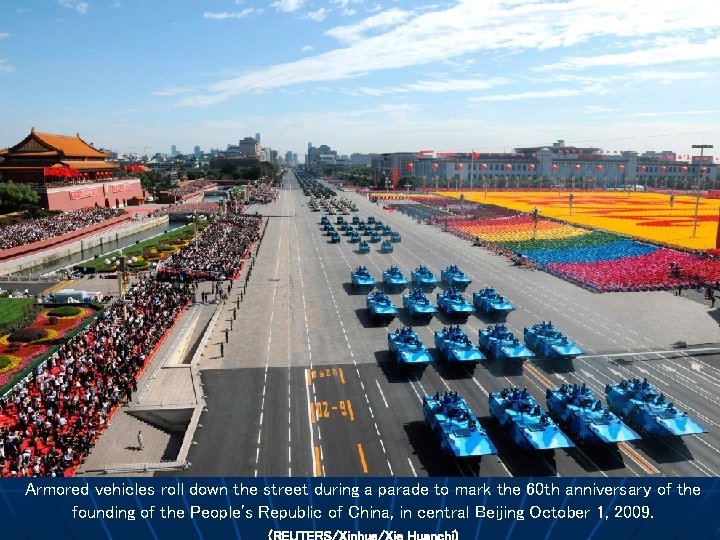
[137,430,144,451]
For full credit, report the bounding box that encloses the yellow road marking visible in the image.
[339,367,345,384]
[525,364,553,389]
[357,443,368,474]
[618,442,660,475]
[310,402,316,424]
[314,446,323,477]
[306,368,310,385]
[347,400,355,422]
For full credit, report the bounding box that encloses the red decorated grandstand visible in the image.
[0,128,144,211]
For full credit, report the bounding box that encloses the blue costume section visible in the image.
[524,239,658,266]
[423,390,497,457]
[606,378,708,437]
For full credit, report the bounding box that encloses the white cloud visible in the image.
[470,88,584,102]
[0,32,9,39]
[58,0,88,14]
[271,0,303,13]
[325,8,410,42]
[177,0,720,107]
[151,87,194,96]
[348,77,509,96]
[203,9,255,19]
[301,45,314,53]
[305,8,328,22]
[548,37,720,70]
[0,60,15,74]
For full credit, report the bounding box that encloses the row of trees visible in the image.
[0,183,40,214]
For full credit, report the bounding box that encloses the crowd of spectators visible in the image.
[0,208,125,251]
[157,212,262,281]
[0,278,192,476]
[152,202,222,217]
[248,185,278,204]
[160,179,215,199]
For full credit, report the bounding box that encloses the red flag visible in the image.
[716,207,720,250]
[472,151,480,160]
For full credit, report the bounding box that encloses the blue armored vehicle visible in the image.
[383,266,408,291]
[381,225,392,236]
[478,324,533,360]
[351,215,360,224]
[330,231,341,243]
[434,326,486,366]
[546,383,640,444]
[524,321,584,360]
[358,241,370,254]
[390,231,401,243]
[320,216,330,225]
[411,266,437,290]
[605,378,707,437]
[489,387,575,450]
[343,225,354,235]
[366,291,398,322]
[367,216,376,224]
[351,266,375,289]
[441,265,472,290]
[380,240,394,253]
[374,220,384,230]
[370,233,381,243]
[336,216,345,225]
[424,391,497,457]
[402,289,437,319]
[349,232,361,243]
[472,288,515,318]
[324,223,335,233]
[436,288,474,318]
[387,327,432,367]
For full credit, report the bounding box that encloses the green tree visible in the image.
[0,182,40,212]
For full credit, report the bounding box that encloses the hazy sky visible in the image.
[1,0,719,158]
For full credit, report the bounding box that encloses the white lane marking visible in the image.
[375,379,389,408]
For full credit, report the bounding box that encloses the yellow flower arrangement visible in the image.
[440,191,720,250]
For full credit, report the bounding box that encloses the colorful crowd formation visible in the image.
[447,214,720,292]
[443,191,719,251]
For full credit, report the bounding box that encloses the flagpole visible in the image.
[470,150,474,190]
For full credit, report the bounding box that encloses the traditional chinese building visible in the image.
[0,128,145,210]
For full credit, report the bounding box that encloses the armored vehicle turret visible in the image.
[366,291,398,322]
[402,289,437,319]
[411,266,437,290]
[351,266,375,289]
[388,327,432,366]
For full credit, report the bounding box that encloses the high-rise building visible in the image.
[194,145,201,157]
[285,151,293,164]
[171,145,177,157]
[292,152,298,165]
[255,132,261,143]
[238,137,260,157]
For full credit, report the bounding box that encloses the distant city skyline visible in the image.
[1,1,718,159]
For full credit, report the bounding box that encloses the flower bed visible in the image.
[0,306,95,391]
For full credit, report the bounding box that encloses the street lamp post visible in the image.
[691,144,713,238]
